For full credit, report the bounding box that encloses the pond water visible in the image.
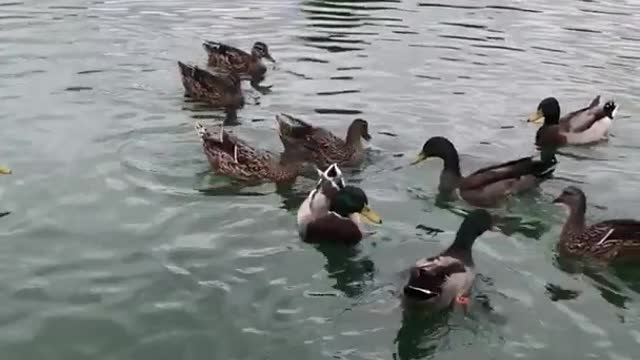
[2,0,640,359]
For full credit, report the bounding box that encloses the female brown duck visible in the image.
[276,113,371,168]
[412,136,557,207]
[178,61,244,113]
[553,186,640,262]
[195,121,302,184]
[203,41,275,82]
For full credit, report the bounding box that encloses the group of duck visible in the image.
[181,41,637,310]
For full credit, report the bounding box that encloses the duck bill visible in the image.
[265,54,276,63]
[527,109,545,124]
[360,205,382,224]
[410,152,428,165]
[0,166,11,175]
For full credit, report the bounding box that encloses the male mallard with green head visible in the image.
[203,41,275,81]
[412,136,557,208]
[297,164,382,244]
[178,61,245,111]
[276,114,371,168]
[403,209,494,311]
[553,186,640,262]
[195,121,302,184]
[527,96,617,148]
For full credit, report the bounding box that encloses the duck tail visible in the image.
[195,121,239,157]
[588,95,601,108]
[178,61,195,77]
[178,61,209,83]
[202,40,224,54]
[195,121,213,143]
[275,113,312,138]
[603,100,617,119]
[315,163,345,191]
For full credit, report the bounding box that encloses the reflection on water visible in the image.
[394,309,449,360]
[555,256,633,309]
[314,244,375,298]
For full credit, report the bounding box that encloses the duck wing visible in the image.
[178,62,240,94]
[462,155,555,190]
[403,255,467,300]
[276,114,346,164]
[276,113,315,141]
[560,95,600,131]
[195,122,274,180]
[586,220,640,258]
[203,41,250,67]
[566,98,615,133]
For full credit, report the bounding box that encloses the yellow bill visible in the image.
[360,205,382,224]
[527,109,545,124]
[410,152,428,165]
[0,166,11,175]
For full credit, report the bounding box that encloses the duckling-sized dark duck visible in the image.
[553,186,640,262]
[412,136,557,208]
[195,121,302,184]
[276,114,371,168]
[527,96,617,148]
[298,164,382,245]
[203,41,274,82]
[403,209,494,311]
[178,61,244,112]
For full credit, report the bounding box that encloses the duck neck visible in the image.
[560,200,587,244]
[345,126,363,149]
[438,150,462,194]
[444,233,474,266]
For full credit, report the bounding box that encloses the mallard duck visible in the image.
[403,209,493,311]
[195,121,302,184]
[412,136,557,208]
[553,186,640,262]
[297,164,382,244]
[297,163,345,228]
[276,114,371,168]
[527,96,617,148]
[203,41,274,81]
[178,61,244,111]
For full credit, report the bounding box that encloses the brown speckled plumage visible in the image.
[178,61,244,110]
[554,186,640,262]
[195,121,302,184]
[276,114,371,168]
[203,41,274,81]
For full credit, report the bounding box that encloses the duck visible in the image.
[297,164,382,245]
[527,96,617,148]
[195,121,302,184]
[552,186,640,262]
[276,113,371,168]
[403,209,493,311]
[203,41,275,82]
[412,136,557,208]
[178,61,244,111]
